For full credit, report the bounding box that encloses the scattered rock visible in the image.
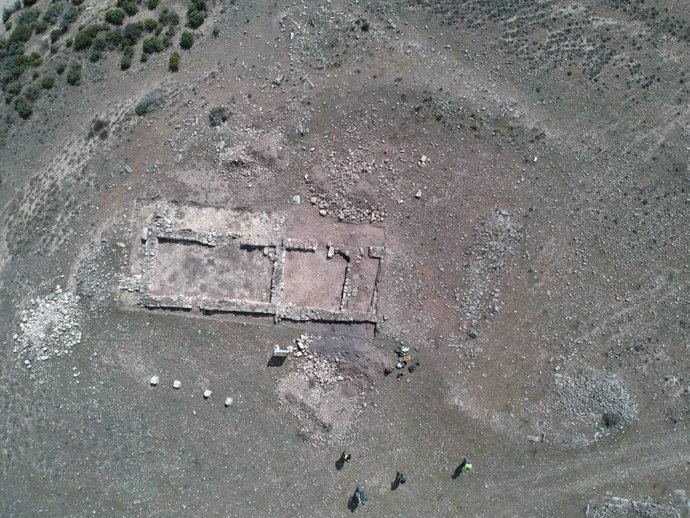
[173,380,181,389]
[225,397,234,407]
[203,389,212,399]
[150,376,160,386]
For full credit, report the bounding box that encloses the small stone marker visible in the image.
[225,397,234,407]
[150,376,160,386]
[203,389,212,399]
[173,380,181,389]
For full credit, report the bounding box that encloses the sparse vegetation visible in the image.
[168,51,179,72]
[180,31,194,49]
[209,106,228,126]
[147,0,159,10]
[135,89,164,116]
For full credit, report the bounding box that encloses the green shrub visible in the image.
[88,48,102,62]
[3,8,15,24]
[55,61,66,74]
[117,0,138,16]
[92,36,106,51]
[35,19,48,33]
[168,51,179,72]
[4,21,12,31]
[23,0,38,6]
[72,0,84,5]
[186,7,204,29]
[7,82,21,96]
[140,52,147,62]
[122,22,141,45]
[105,29,122,49]
[17,9,39,29]
[180,31,193,49]
[212,25,219,38]
[43,3,65,24]
[161,31,172,48]
[209,106,227,126]
[105,8,125,26]
[50,28,62,42]
[40,74,55,89]
[26,52,42,67]
[66,62,81,85]
[120,46,133,69]
[24,83,40,101]
[73,24,100,50]
[158,8,179,26]
[147,0,159,10]
[9,24,33,44]
[143,18,159,32]
[62,5,80,24]
[65,37,72,47]
[142,35,162,54]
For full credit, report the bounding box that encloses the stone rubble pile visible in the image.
[460,209,523,329]
[293,335,346,386]
[13,287,83,370]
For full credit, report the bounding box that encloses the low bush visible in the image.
[62,5,80,24]
[105,8,125,26]
[209,106,227,126]
[66,62,81,85]
[35,19,48,34]
[117,0,138,17]
[158,8,179,26]
[55,61,66,74]
[73,24,100,50]
[40,74,55,89]
[9,24,33,44]
[43,2,65,24]
[168,51,179,72]
[88,48,102,62]
[15,97,33,119]
[143,18,159,32]
[186,7,204,29]
[147,0,159,9]
[135,89,164,116]
[180,31,193,49]
[120,51,132,70]
[122,22,142,45]
[17,9,39,29]
[142,35,162,54]
[105,29,123,49]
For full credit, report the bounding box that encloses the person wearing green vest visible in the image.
[453,457,472,479]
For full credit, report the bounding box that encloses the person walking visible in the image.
[392,470,407,490]
[355,485,368,506]
[452,457,472,479]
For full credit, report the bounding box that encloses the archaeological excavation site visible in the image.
[1,0,689,516]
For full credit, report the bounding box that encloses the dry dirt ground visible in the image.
[1,0,690,517]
